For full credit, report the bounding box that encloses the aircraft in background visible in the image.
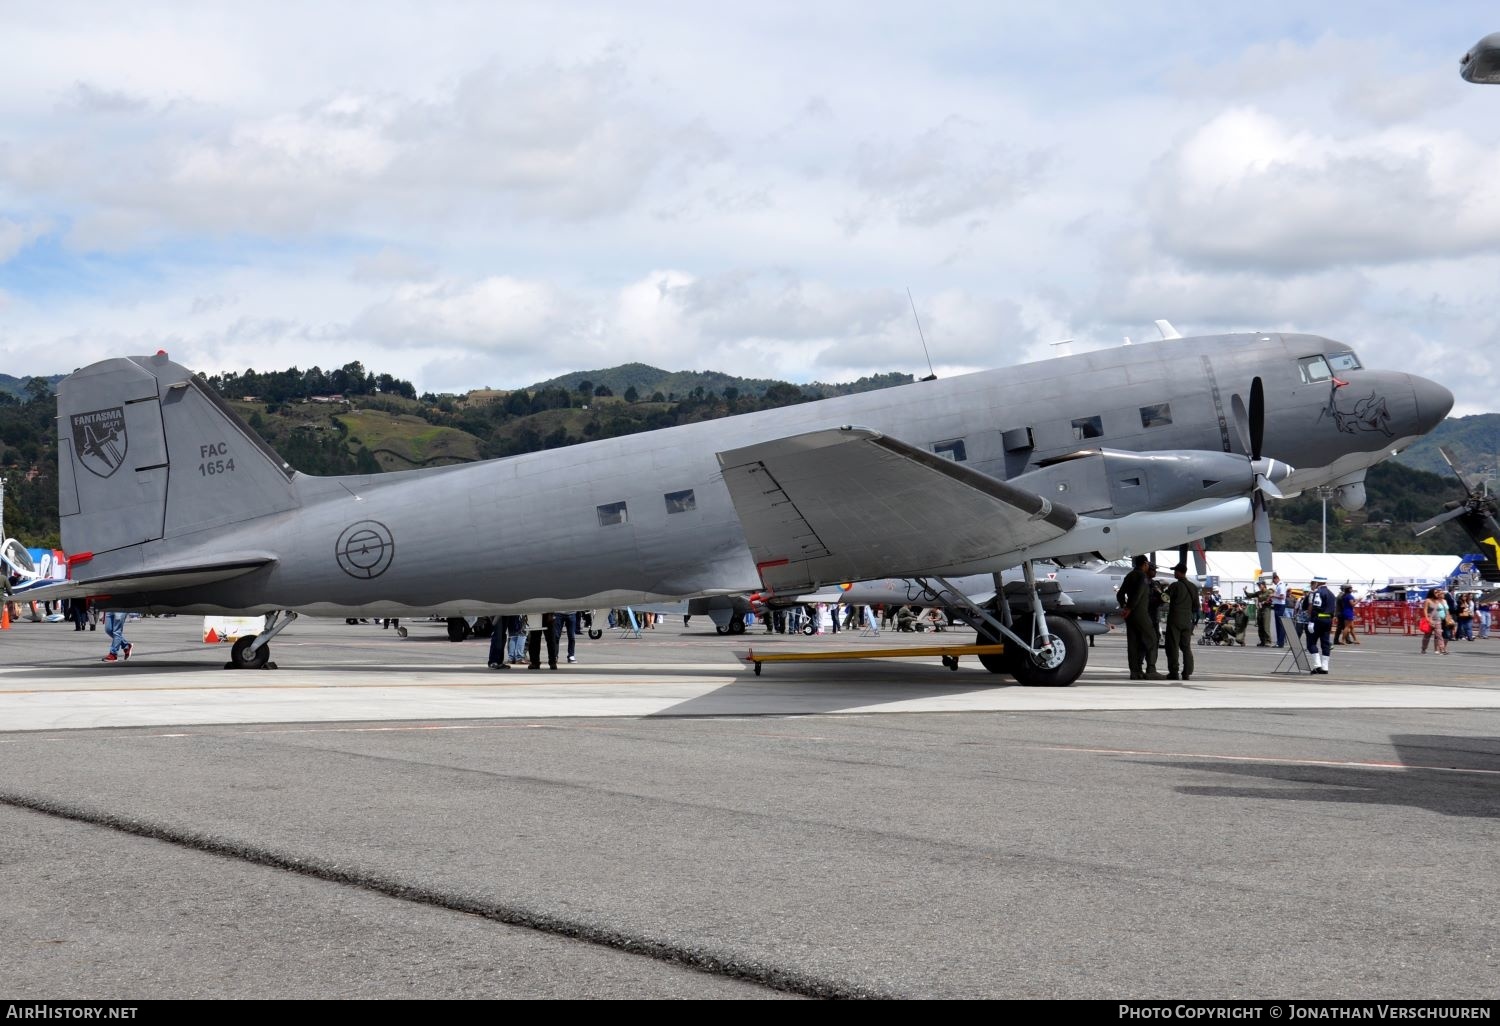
[2,539,67,597]
[31,333,1449,685]
[1460,32,1500,82]
[1414,445,1500,582]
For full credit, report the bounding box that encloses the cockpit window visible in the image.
[1327,351,1362,373]
[1298,355,1332,383]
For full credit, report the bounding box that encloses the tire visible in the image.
[446,618,469,642]
[396,626,408,638]
[715,624,729,635]
[1005,614,1086,687]
[587,629,603,640]
[229,634,269,669]
[728,618,746,636]
[974,624,1009,675]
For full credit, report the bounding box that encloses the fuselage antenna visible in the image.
[907,287,938,381]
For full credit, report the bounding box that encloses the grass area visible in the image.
[336,410,482,467]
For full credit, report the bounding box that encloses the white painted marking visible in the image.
[1,658,1499,732]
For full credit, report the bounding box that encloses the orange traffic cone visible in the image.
[1,604,9,630]
[205,627,219,644]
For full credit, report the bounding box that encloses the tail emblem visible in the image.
[71,407,129,479]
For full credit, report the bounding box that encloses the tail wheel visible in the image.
[587,629,603,640]
[1005,614,1086,687]
[230,635,270,669]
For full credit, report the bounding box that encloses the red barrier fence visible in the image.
[1357,601,1416,635]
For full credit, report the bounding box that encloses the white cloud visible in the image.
[1146,108,1500,271]
[1,4,1498,416]
[0,217,50,263]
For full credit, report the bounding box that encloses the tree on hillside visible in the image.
[623,386,639,403]
[23,377,52,405]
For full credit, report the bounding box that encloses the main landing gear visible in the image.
[226,610,299,670]
[918,561,1088,686]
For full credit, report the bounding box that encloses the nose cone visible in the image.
[1409,374,1454,434]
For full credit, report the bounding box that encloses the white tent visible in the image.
[1194,551,1461,596]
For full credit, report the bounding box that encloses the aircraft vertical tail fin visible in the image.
[57,353,301,561]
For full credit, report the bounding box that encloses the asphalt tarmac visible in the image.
[1,615,1497,998]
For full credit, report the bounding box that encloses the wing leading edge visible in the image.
[716,426,1077,594]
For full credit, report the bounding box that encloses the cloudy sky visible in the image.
[2,2,1498,410]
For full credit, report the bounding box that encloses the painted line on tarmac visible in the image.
[1040,744,1500,776]
[0,790,891,1000]
[0,669,742,696]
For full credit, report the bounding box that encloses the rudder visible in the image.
[58,353,300,559]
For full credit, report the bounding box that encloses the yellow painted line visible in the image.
[743,644,1005,664]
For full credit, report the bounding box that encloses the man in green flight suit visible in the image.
[1118,555,1164,680]
[1164,562,1200,682]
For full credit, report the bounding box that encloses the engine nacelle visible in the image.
[1010,448,1286,517]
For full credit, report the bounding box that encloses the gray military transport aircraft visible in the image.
[35,332,1450,686]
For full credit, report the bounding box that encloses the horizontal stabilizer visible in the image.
[18,555,275,603]
[716,426,1077,594]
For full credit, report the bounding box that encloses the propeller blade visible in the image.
[1252,493,1274,574]
[1438,445,1476,498]
[1249,376,1264,462]
[1412,505,1471,537]
[1255,473,1284,500]
[1230,393,1252,455]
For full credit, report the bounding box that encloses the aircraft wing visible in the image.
[716,426,1077,594]
[14,556,275,602]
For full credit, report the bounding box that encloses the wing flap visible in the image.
[716,427,1076,593]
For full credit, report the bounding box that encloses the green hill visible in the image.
[1392,413,1500,484]
[0,373,64,400]
[527,363,913,401]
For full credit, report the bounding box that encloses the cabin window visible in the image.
[1139,403,1172,428]
[933,438,967,462]
[1070,415,1103,441]
[1298,355,1332,383]
[664,489,696,514]
[1327,351,1362,373]
[596,500,628,527]
[1001,426,1033,452]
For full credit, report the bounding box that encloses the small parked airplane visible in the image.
[33,331,1450,685]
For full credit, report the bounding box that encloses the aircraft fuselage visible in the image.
[65,333,1450,616]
